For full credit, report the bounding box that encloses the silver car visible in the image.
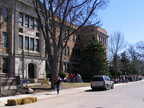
[91,75,114,90]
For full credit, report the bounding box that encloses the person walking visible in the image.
[54,76,62,95]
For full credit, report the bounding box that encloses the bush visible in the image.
[58,72,66,79]
[46,71,66,79]
[46,71,51,78]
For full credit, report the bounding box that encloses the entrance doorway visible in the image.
[28,63,35,78]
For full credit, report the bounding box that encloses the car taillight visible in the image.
[103,81,106,86]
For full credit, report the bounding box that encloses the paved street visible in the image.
[1,80,144,108]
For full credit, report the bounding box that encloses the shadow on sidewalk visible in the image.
[85,89,106,92]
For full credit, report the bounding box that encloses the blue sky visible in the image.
[98,0,144,44]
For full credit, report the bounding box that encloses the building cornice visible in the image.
[18,0,34,8]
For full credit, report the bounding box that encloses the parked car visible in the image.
[91,75,114,90]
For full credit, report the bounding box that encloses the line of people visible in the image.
[114,75,142,83]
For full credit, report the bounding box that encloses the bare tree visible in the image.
[136,41,144,60]
[127,44,139,74]
[33,0,109,89]
[127,44,137,60]
[109,31,126,78]
[109,31,126,57]
[136,41,144,74]
[0,0,8,28]
[0,0,16,28]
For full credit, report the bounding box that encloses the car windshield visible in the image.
[92,77,104,81]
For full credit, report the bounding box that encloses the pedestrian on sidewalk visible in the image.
[54,76,62,95]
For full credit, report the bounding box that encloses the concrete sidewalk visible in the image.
[0,86,90,107]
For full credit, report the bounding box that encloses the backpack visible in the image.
[54,79,61,85]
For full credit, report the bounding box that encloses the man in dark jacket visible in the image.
[54,76,62,95]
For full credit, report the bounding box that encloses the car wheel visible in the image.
[111,84,114,89]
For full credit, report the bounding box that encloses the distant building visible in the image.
[0,0,108,82]
[64,26,108,74]
[80,26,108,56]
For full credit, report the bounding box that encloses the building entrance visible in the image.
[28,63,35,78]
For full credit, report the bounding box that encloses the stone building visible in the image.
[0,0,46,82]
[0,0,108,82]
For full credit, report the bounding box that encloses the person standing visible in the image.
[54,76,62,95]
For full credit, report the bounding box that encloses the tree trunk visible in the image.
[59,47,64,72]
[50,58,58,90]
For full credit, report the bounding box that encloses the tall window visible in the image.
[19,13,23,26]
[25,15,29,28]
[63,63,67,72]
[63,47,66,56]
[36,32,39,37]
[36,39,39,51]
[30,38,34,51]
[2,8,8,22]
[29,17,34,29]
[3,58,8,73]
[36,19,39,31]
[72,34,76,41]
[67,47,70,56]
[2,32,8,48]
[25,36,29,50]
[98,35,101,42]
[19,35,23,49]
[104,38,106,46]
